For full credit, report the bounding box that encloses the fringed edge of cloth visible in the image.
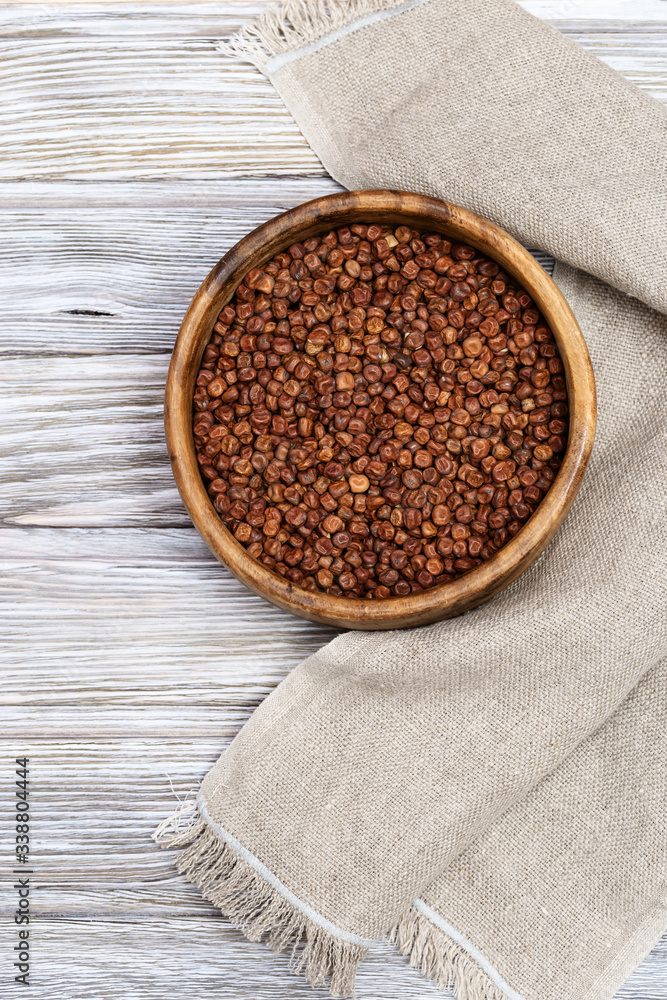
[217,0,430,74]
[391,905,522,1000]
[153,799,368,998]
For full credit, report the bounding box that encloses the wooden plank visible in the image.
[0,177,342,355]
[0,704,252,736]
[524,0,667,14]
[1,1,666,34]
[0,912,661,1000]
[0,354,181,526]
[0,0,272,35]
[0,525,338,696]
[0,910,448,1000]
[0,12,664,181]
[0,18,321,180]
[6,915,664,1000]
[0,523,213,559]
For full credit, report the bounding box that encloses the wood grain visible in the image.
[0,8,664,181]
[0,526,338,692]
[0,178,342,355]
[0,355,182,526]
[0,915,661,1000]
[1,3,665,998]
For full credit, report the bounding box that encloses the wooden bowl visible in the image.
[165,190,596,630]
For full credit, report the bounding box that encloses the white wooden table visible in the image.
[1,3,665,997]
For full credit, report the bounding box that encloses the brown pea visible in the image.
[492,443,512,461]
[404,508,423,530]
[414,449,433,468]
[349,474,370,493]
[285,507,307,527]
[462,335,483,358]
[531,370,551,389]
[322,514,344,533]
[234,523,252,542]
[492,462,514,482]
[198,224,566,596]
[206,377,226,397]
[450,408,472,427]
[432,504,452,526]
[336,371,355,391]
[469,438,490,460]
[455,504,474,524]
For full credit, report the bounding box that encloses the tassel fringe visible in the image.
[154,804,511,998]
[154,803,366,997]
[218,0,414,73]
[390,908,511,1000]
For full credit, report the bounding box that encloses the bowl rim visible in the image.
[165,189,596,630]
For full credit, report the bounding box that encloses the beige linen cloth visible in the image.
[155,3,667,999]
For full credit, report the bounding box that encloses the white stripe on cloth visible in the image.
[197,792,377,948]
[412,897,528,1000]
[264,0,434,75]
[198,792,527,997]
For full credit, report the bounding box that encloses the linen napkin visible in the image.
[155,2,667,999]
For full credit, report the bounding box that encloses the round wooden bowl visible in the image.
[165,190,596,630]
